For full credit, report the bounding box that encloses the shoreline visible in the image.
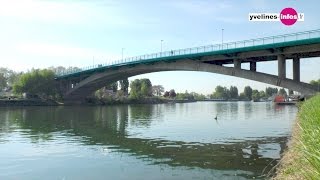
[0,99,60,106]
[273,94,320,179]
[273,117,304,179]
[0,98,254,106]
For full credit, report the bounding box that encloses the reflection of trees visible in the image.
[214,102,239,114]
[0,108,24,136]
[0,106,288,178]
[128,104,156,127]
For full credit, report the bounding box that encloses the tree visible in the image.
[259,90,266,98]
[163,91,169,97]
[251,89,266,101]
[244,86,253,100]
[140,79,152,97]
[13,69,58,98]
[129,79,142,99]
[0,67,21,89]
[229,86,238,99]
[0,73,6,91]
[119,78,129,95]
[310,79,320,91]
[252,89,260,101]
[169,89,176,99]
[239,92,246,100]
[152,85,164,96]
[279,88,287,96]
[212,85,228,99]
[106,82,118,92]
[265,87,278,97]
[192,92,205,100]
[129,78,153,99]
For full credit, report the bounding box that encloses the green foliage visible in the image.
[0,73,6,90]
[211,86,238,100]
[239,92,246,100]
[0,67,21,90]
[310,79,320,91]
[130,79,142,99]
[251,89,260,101]
[279,88,287,96]
[211,85,228,99]
[141,79,152,97]
[259,90,266,98]
[265,87,278,97]
[163,91,169,97]
[106,82,118,92]
[119,78,129,94]
[298,94,320,178]
[169,89,176,98]
[129,78,152,99]
[229,86,238,99]
[244,86,253,100]
[176,91,206,100]
[13,69,58,98]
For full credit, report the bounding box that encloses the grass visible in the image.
[275,94,320,179]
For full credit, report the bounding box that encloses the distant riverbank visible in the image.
[0,97,198,106]
[0,97,259,106]
[85,97,197,105]
[0,99,59,106]
[274,94,320,179]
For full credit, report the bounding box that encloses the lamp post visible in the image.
[221,28,224,49]
[161,40,164,54]
[121,48,125,61]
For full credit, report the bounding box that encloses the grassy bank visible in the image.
[275,94,320,179]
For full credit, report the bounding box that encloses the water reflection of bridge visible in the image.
[0,105,288,178]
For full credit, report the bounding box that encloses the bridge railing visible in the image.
[56,29,320,77]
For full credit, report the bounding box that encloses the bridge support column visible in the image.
[289,57,300,95]
[278,54,286,79]
[293,57,300,82]
[250,62,256,72]
[234,59,241,69]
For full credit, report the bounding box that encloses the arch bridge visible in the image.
[55,29,320,101]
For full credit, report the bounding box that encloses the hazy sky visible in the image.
[0,0,319,94]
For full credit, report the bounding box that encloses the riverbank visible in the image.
[85,97,197,105]
[0,99,60,106]
[274,94,320,179]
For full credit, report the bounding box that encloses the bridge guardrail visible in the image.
[55,29,320,77]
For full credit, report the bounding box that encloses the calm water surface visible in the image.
[0,102,297,179]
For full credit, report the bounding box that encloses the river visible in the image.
[0,102,297,179]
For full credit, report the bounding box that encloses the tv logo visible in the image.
[249,7,304,26]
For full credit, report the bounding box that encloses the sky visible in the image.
[0,0,319,94]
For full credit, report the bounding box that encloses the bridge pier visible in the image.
[234,59,241,69]
[289,57,301,95]
[278,54,286,79]
[250,62,256,72]
[293,57,300,82]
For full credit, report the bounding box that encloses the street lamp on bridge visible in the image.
[122,48,125,61]
[161,40,164,54]
[221,28,224,49]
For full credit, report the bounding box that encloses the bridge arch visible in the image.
[63,60,317,101]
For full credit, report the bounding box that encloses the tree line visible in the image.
[210,85,287,101]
